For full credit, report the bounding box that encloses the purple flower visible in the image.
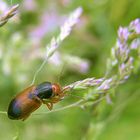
[30,12,63,40]
[118,27,129,41]
[120,63,125,71]
[0,1,7,13]
[97,78,112,91]
[49,52,61,66]
[106,94,112,104]
[124,75,129,80]
[129,57,134,64]
[119,57,134,81]
[59,7,83,41]
[116,39,129,62]
[76,61,89,73]
[130,39,140,49]
[130,18,140,34]
[23,0,37,11]
[94,78,104,85]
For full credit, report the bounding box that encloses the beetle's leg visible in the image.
[42,100,53,110]
[55,92,65,101]
[50,97,61,103]
[51,93,64,103]
[59,92,65,99]
[46,103,53,110]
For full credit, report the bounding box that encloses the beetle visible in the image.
[7,81,65,121]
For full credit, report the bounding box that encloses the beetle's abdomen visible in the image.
[8,99,22,119]
[8,86,42,120]
[8,96,41,120]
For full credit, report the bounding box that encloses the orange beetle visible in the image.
[8,82,64,121]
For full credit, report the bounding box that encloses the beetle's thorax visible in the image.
[35,82,54,99]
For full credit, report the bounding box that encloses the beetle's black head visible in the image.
[36,82,54,99]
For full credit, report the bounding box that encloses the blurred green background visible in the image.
[0,0,140,140]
